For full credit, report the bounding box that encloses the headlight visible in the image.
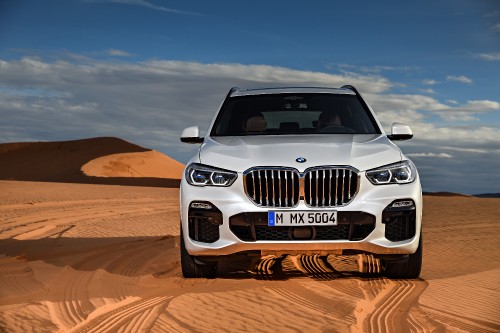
[366,160,416,185]
[185,163,238,187]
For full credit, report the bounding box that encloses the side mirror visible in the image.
[180,126,204,144]
[387,122,413,141]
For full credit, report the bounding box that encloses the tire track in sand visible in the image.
[14,224,75,240]
[0,200,170,240]
[45,269,96,330]
[352,278,436,333]
[69,296,172,333]
[266,287,333,315]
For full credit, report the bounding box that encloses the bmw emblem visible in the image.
[296,157,306,163]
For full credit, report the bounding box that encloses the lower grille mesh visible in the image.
[188,203,222,243]
[382,205,417,242]
[189,217,219,243]
[385,216,416,242]
[229,211,374,242]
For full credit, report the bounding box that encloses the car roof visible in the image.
[230,87,356,97]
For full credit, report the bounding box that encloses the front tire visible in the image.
[180,227,217,278]
[384,233,422,279]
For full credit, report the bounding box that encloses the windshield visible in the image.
[211,93,381,136]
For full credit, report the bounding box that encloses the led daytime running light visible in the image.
[186,163,238,187]
[366,161,416,185]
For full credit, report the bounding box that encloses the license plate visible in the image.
[268,211,337,226]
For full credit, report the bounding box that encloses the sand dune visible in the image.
[1,180,499,332]
[0,137,183,187]
[82,150,184,179]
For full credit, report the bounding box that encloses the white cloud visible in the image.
[344,93,500,144]
[106,49,133,57]
[433,100,500,121]
[105,0,203,15]
[439,146,500,154]
[407,153,452,159]
[492,23,500,31]
[476,53,500,61]
[1,57,497,142]
[414,124,500,144]
[364,93,448,115]
[485,11,500,18]
[0,56,394,157]
[140,60,394,93]
[335,64,419,74]
[446,75,472,84]
[462,100,500,111]
[422,79,437,85]
[420,88,435,94]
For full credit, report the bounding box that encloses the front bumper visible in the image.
[180,173,422,257]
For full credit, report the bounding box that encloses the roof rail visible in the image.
[228,87,239,97]
[340,85,359,95]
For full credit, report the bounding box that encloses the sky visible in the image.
[0,0,499,194]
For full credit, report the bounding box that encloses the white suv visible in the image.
[179,86,422,279]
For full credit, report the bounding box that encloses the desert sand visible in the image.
[0,139,499,332]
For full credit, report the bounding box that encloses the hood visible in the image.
[198,134,402,173]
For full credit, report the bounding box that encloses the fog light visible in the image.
[190,202,213,209]
[391,200,414,208]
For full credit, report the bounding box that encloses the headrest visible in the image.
[245,116,267,132]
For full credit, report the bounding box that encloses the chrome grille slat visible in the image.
[265,170,269,206]
[292,172,297,205]
[341,169,345,204]
[259,170,267,205]
[285,171,288,207]
[278,171,282,207]
[253,172,258,201]
[335,169,339,206]
[348,170,352,200]
[249,173,255,201]
[315,170,319,207]
[309,172,312,205]
[244,167,358,208]
[270,170,275,206]
[322,170,327,206]
[328,169,332,206]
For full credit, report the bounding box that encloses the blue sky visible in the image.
[0,0,499,194]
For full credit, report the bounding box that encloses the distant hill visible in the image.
[423,191,500,198]
[473,193,500,198]
[0,137,183,187]
[423,192,472,198]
